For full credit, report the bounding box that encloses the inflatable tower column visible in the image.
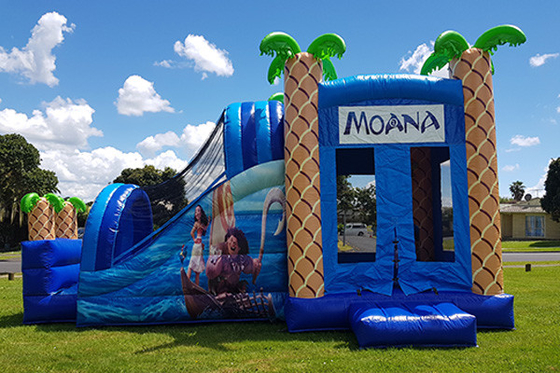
[55,198,86,239]
[284,52,325,298]
[451,50,503,295]
[27,197,56,241]
[421,26,525,295]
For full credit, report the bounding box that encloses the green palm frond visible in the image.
[322,58,338,81]
[268,92,284,103]
[260,32,347,84]
[473,25,527,55]
[420,52,452,76]
[434,30,470,59]
[68,197,87,212]
[20,192,41,213]
[260,32,302,84]
[267,55,287,84]
[260,32,301,59]
[307,33,346,60]
[44,193,65,213]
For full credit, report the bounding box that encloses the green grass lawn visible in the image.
[502,240,560,252]
[1,266,559,372]
[0,251,20,261]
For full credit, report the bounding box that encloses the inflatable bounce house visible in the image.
[21,25,526,348]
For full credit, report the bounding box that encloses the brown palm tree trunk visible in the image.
[451,49,503,295]
[55,201,78,239]
[411,147,435,261]
[28,198,55,241]
[284,52,325,298]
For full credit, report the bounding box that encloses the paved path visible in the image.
[503,251,560,262]
[0,258,21,274]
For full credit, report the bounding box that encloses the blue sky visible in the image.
[0,1,558,201]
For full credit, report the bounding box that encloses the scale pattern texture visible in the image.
[452,49,503,295]
[284,53,325,298]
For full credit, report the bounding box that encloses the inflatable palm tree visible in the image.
[422,25,526,295]
[21,193,63,241]
[260,32,345,298]
[55,196,87,239]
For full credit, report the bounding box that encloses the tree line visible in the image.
[2,132,560,249]
[0,133,187,250]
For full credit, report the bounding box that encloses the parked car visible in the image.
[344,223,368,236]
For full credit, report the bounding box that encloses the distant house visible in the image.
[500,198,560,240]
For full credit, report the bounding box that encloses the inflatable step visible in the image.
[350,302,477,348]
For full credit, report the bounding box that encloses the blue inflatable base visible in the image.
[350,302,477,348]
[285,288,514,333]
[22,239,82,324]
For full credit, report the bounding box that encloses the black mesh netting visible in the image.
[141,116,226,228]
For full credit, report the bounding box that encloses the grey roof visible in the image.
[500,198,545,214]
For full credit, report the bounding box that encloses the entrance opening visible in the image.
[336,148,377,263]
[410,146,455,262]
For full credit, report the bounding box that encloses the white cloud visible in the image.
[504,147,522,153]
[0,96,102,150]
[510,135,540,147]
[399,42,449,78]
[179,121,215,152]
[41,147,189,201]
[0,12,74,86]
[173,35,234,79]
[154,60,175,68]
[525,159,555,198]
[145,150,188,172]
[529,53,559,67]
[136,121,215,159]
[116,75,175,116]
[137,131,181,156]
[502,164,520,172]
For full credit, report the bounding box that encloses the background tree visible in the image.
[509,180,525,201]
[336,175,355,224]
[541,158,560,222]
[113,165,188,229]
[0,134,59,249]
[354,184,377,227]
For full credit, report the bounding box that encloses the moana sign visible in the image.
[339,105,445,144]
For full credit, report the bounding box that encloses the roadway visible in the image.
[339,235,560,262]
[2,241,560,275]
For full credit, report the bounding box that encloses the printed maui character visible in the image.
[180,187,285,320]
[206,227,261,295]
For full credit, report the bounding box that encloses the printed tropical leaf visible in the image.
[20,192,41,213]
[473,25,527,54]
[268,92,284,103]
[44,193,65,213]
[306,33,346,61]
[68,197,87,212]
